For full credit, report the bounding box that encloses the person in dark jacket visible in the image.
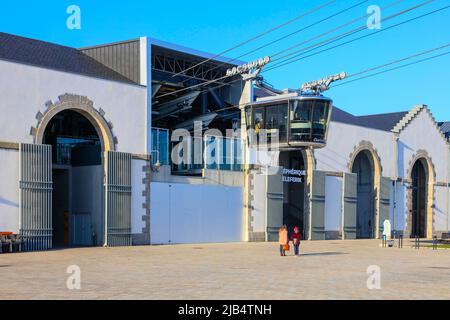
[291,226,302,256]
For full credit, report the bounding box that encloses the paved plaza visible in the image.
[1,240,449,300]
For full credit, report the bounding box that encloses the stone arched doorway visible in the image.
[31,94,117,247]
[351,150,376,239]
[411,159,427,238]
[43,110,103,247]
[406,152,435,239]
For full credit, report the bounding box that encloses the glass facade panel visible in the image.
[204,136,243,172]
[151,128,170,165]
[159,130,169,165]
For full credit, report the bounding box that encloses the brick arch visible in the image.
[31,94,117,152]
[405,150,436,239]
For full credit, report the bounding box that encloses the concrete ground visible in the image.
[1,240,449,300]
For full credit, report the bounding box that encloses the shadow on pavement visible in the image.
[299,252,348,257]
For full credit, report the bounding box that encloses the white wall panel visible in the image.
[251,172,267,233]
[150,183,170,244]
[0,149,19,233]
[324,176,342,232]
[434,186,448,232]
[150,182,243,244]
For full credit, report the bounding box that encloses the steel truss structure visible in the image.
[152,50,231,83]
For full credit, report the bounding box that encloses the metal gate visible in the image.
[19,143,53,251]
[266,167,284,242]
[105,151,132,247]
[342,173,357,240]
[310,170,326,240]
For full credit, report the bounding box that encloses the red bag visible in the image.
[283,244,290,251]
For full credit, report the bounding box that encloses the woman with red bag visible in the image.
[278,225,289,256]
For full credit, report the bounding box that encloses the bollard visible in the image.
[433,236,438,250]
[383,235,388,248]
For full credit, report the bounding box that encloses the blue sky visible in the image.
[1,0,449,120]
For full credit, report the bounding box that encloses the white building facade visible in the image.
[0,33,247,250]
[0,32,448,252]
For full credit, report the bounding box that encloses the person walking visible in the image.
[278,225,289,256]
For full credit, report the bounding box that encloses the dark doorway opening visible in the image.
[352,151,376,239]
[279,150,305,236]
[44,110,103,248]
[411,160,427,238]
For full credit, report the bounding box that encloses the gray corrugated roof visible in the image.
[356,111,409,131]
[331,107,408,132]
[0,32,136,84]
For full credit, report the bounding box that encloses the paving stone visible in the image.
[0,240,449,300]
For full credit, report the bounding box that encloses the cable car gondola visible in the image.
[245,72,346,150]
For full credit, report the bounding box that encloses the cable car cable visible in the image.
[330,50,450,89]
[156,0,438,99]
[166,0,336,80]
[178,0,370,86]
[171,0,406,98]
[264,0,441,73]
[264,1,441,72]
[268,0,407,62]
[343,43,450,80]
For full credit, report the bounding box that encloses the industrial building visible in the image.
[0,32,449,251]
[0,32,247,249]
